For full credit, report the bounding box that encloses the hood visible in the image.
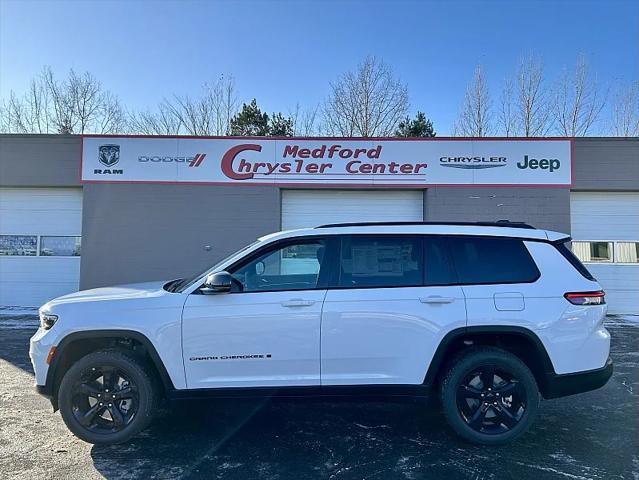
[41,280,171,309]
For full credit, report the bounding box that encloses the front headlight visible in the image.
[39,312,58,330]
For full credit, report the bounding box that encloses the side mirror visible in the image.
[201,271,232,294]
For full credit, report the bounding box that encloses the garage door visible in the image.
[0,188,83,307]
[281,190,424,230]
[571,192,639,314]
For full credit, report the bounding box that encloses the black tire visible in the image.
[440,346,539,445]
[58,350,157,444]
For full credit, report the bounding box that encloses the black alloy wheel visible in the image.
[58,350,157,444]
[456,364,526,434]
[440,346,539,445]
[71,365,139,433]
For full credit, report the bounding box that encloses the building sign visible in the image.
[81,136,572,186]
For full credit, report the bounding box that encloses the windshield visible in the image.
[174,240,261,292]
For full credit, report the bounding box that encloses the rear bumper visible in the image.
[542,357,613,399]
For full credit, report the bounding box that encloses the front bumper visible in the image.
[29,326,55,385]
[30,326,59,409]
[542,357,613,399]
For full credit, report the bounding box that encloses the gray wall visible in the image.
[80,184,280,289]
[572,138,639,191]
[81,184,570,289]
[0,135,80,187]
[424,187,571,234]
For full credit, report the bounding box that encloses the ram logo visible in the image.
[99,144,120,167]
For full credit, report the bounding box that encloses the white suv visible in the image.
[30,221,612,445]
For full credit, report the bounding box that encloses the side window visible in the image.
[338,236,423,288]
[229,240,326,292]
[423,237,456,286]
[449,236,540,285]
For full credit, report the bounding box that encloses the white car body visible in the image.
[31,223,611,400]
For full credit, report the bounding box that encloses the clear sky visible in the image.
[1,0,637,135]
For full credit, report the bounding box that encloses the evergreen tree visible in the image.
[230,99,294,136]
[230,99,270,136]
[395,111,436,137]
[269,112,294,136]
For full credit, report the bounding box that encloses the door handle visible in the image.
[281,299,316,307]
[419,296,455,304]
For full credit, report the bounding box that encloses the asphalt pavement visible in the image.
[0,315,637,479]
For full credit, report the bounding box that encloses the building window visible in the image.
[615,242,639,263]
[0,235,38,256]
[572,241,613,263]
[39,236,81,256]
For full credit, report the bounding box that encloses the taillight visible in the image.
[564,291,606,305]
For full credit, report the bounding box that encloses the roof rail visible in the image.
[315,220,536,229]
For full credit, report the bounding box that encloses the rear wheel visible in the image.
[440,346,539,445]
[58,350,157,444]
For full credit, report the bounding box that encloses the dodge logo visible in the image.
[99,144,120,167]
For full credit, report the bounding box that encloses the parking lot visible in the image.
[0,315,637,480]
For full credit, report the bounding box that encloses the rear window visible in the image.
[554,240,596,280]
[449,236,540,285]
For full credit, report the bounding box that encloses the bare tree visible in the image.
[1,92,29,133]
[128,101,183,135]
[454,65,493,137]
[0,67,126,134]
[499,77,517,136]
[2,79,54,133]
[555,55,607,136]
[97,92,127,134]
[163,94,211,135]
[323,56,409,137]
[211,75,239,135]
[69,70,103,133]
[611,82,639,137]
[42,67,79,133]
[162,76,239,135]
[289,102,319,136]
[516,54,553,136]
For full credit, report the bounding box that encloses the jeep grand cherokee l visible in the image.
[30,222,612,445]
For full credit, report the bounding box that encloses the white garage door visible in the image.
[281,190,424,230]
[571,192,639,314]
[0,188,83,308]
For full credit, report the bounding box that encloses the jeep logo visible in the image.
[517,155,560,172]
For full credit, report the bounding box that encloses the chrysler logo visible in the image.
[439,156,507,169]
[99,144,120,167]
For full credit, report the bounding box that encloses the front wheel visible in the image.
[440,346,540,445]
[58,350,157,444]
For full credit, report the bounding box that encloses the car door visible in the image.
[321,235,467,386]
[182,237,333,389]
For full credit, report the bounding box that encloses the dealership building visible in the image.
[0,134,637,314]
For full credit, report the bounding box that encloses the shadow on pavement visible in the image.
[0,317,38,374]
